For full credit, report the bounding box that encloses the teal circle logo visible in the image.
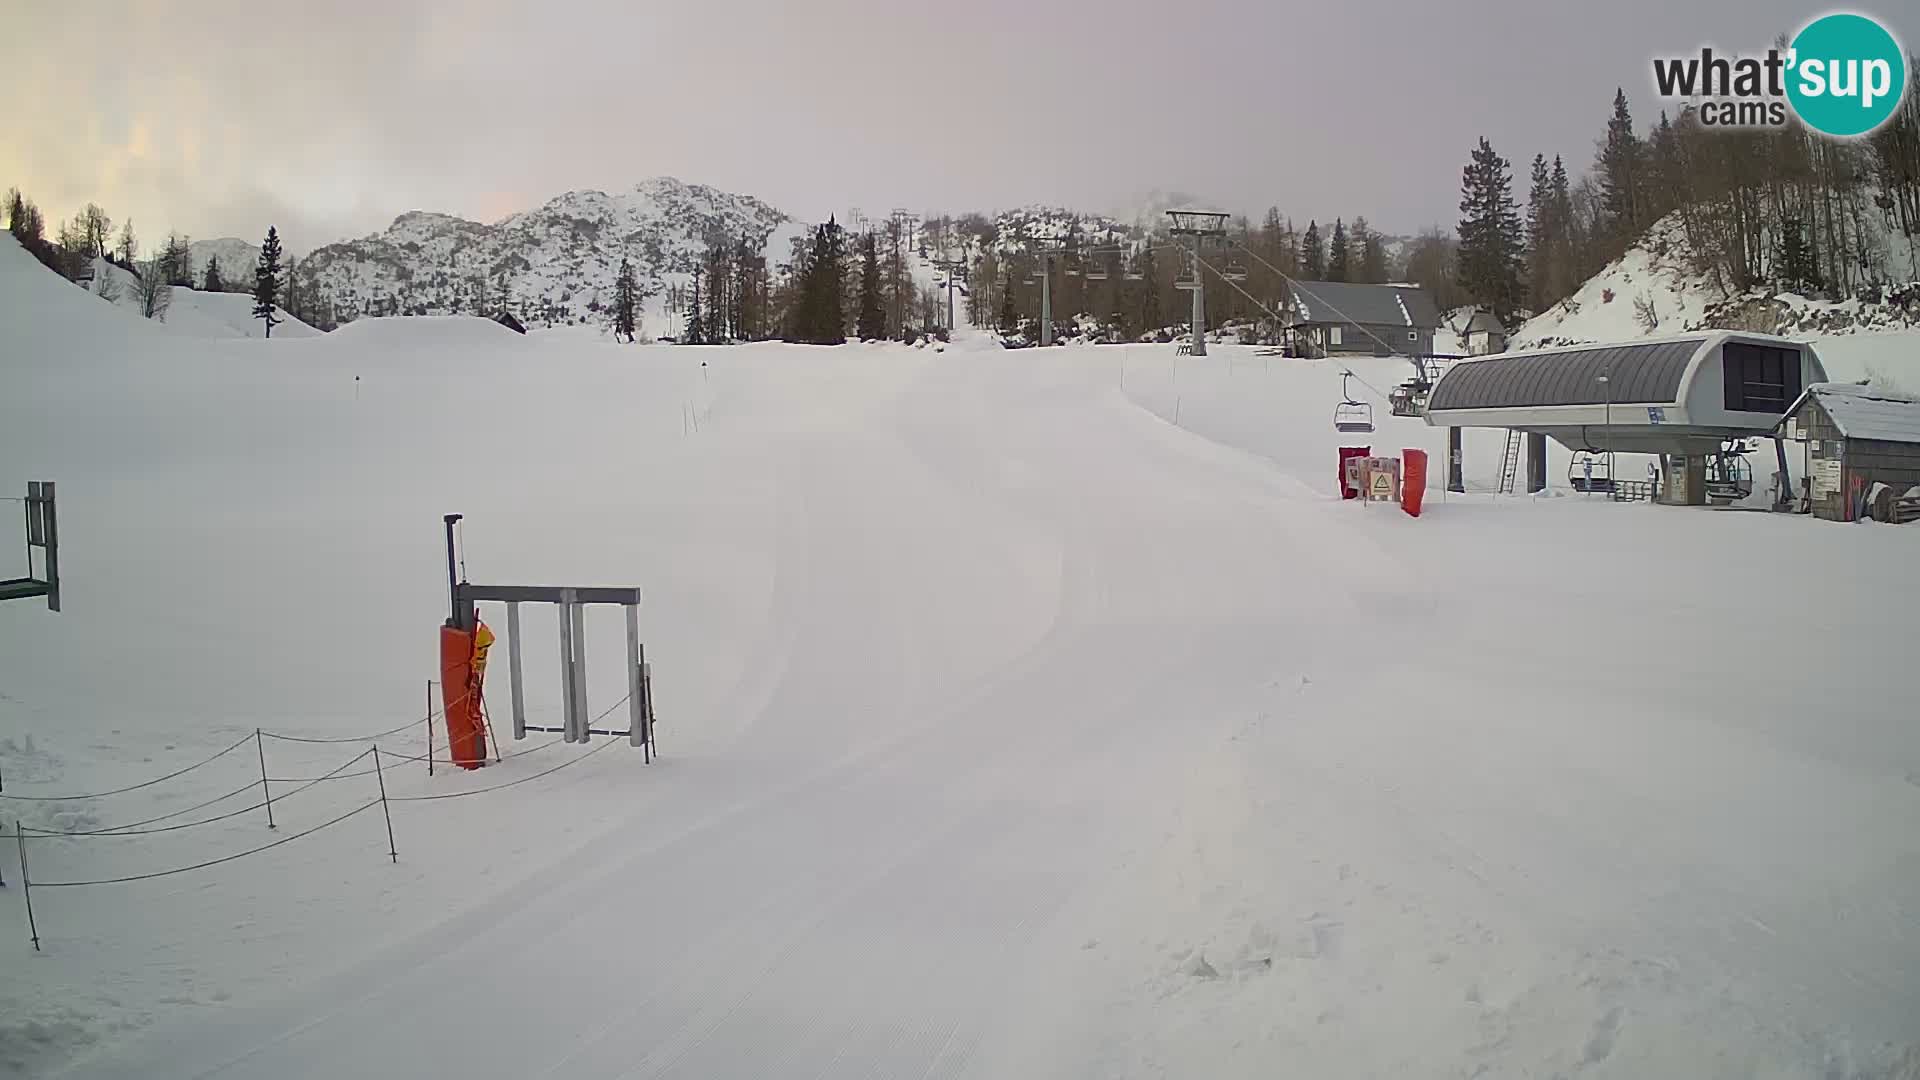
[1786,13,1907,137]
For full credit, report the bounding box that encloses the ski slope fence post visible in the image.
[372,746,397,864]
[425,680,434,778]
[17,821,38,951]
[256,729,275,830]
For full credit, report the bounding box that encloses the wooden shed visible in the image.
[1779,382,1920,521]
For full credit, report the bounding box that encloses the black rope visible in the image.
[0,732,256,802]
[28,801,381,887]
[259,688,469,745]
[388,725,623,803]
[375,735,566,767]
[46,778,261,835]
[28,750,374,837]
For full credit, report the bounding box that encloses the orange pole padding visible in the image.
[439,624,488,769]
[1401,449,1428,517]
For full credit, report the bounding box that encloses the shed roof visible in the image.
[1285,281,1440,330]
[1790,382,1920,443]
[1428,337,1706,411]
[1464,310,1505,334]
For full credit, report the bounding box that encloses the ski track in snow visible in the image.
[3,236,1919,1078]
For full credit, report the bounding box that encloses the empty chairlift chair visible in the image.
[1568,451,1615,493]
[1084,258,1109,281]
[1223,260,1249,282]
[1704,445,1754,503]
[1334,372,1375,433]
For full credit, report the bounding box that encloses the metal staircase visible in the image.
[1497,429,1523,494]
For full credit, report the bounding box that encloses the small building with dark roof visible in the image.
[1462,310,1508,355]
[1282,281,1439,358]
[1778,382,1920,521]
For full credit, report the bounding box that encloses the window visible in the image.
[1722,342,1801,413]
[1330,326,1343,346]
[1408,330,1418,341]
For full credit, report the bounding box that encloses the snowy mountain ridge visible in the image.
[302,176,803,330]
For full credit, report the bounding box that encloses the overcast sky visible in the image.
[4,0,1912,252]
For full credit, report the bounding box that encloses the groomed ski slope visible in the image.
[3,236,1918,1078]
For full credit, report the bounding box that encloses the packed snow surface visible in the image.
[2,234,1918,1079]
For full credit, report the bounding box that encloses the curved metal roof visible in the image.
[1428,338,1706,411]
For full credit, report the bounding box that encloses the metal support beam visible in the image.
[507,601,526,740]
[569,594,589,741]
[1447,428,1465,493]
[1039,268,1053,347]
[557,595,577,742]
[1526,433,1548,493]
[625,605,645,749]
[1773,436,1793,511]
[1189,242,1207,357]
[37,483,57,613]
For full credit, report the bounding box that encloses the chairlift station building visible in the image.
[1424,332,1827,505]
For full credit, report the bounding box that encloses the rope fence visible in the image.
[23,801,382,888]
[0,683,488,802]
[7,700,645,950]
[0,731,256,802]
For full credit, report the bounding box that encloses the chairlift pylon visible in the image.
[1334,372,1374,433]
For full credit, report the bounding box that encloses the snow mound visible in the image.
[324,314,521,345]
[164,288,318,339]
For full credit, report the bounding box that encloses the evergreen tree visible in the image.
[1301,220,1325,279]
[856,232,886,340]
[115,219,137,267]
[3,188,23,236]
[685,269,706,344]
[792,217,846,345]
[1548,155,1578,300]
[203,254,224,292]
[1327,218,1350,281]
[1525,153,1553,311]
[1353,216,1388,283]
[998,270,1019,334]
[1596,88,1645,251]
[612,256,638,342]
[1772,215,1821,293]
[1455,137,1526,325]
[253,226,284,338]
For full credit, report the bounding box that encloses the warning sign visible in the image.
[1369,472,1395,500]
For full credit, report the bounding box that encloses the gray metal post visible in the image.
[625,605,644,747]
[557,596,577,742]
[1039,261,1053,347]
[1189,243,1207,357]
[40,483,57,613]
[569,596,589,741]
[1447,427,1465,492]
[506,601,526,740]
[1527,433,1548,493]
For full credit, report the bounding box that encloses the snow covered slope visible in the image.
[3,231,1917,1080]
[303,177,795,332]
[81,255,316,338]
[1517,213,1920,348]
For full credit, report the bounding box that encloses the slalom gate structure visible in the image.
[438,515,655,768]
